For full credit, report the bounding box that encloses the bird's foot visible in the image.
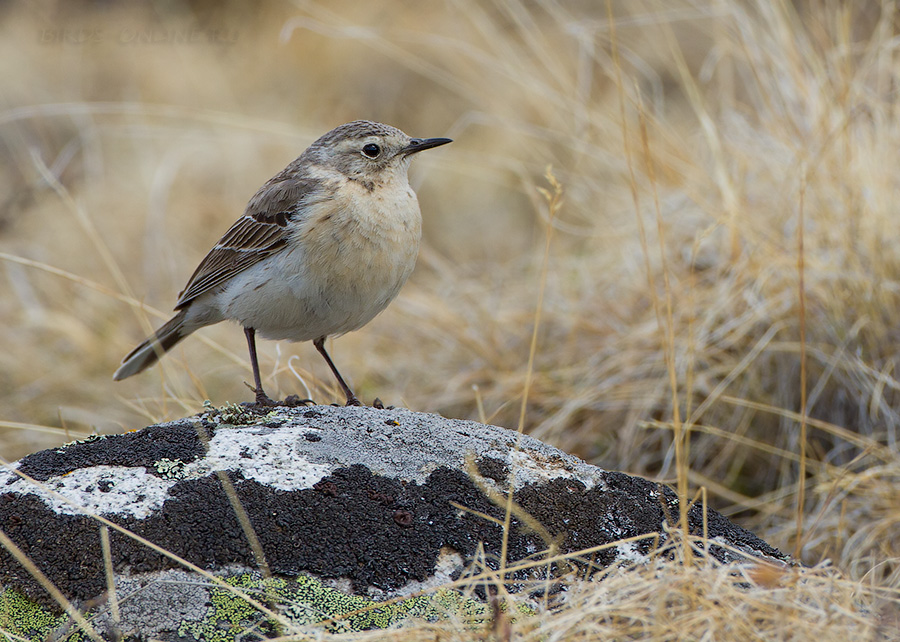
[252,391,280,407]
[244,382,313,407]
[335,396,392,408]
[283,394,315,407]
[242,395,314,409]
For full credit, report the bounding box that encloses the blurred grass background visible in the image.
[2,0,899,638]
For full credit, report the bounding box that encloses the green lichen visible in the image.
[177,573,534,640]
[0,588,67,640]
[178,574,278,642]
[2,574,533,641]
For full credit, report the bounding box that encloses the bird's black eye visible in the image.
[362,143,381,158]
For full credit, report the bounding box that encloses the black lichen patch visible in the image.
[0,465,502,607]
[475,456,509,483]
[0,494,104,602]
[515,472,786,565]
[12,423,209,482]
[0,465,787,611]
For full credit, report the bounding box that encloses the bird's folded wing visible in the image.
[174,176,324,309]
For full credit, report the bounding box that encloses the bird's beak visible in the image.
[402,137,453,155]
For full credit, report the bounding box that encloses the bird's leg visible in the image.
[244,327,278,406]
[313,336,361,406]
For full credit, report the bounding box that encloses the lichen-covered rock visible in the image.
[0,405,789,640]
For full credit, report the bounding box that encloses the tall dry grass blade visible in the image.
[637,89,689,561]
[28,150,136,308]
[0,252,163,315]
[98,524,120,632]
[0,420,90,440]
[795,165,809,559]
[608,0,690,561]
[500,167,561,580]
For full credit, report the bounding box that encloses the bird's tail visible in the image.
[113,310,191,381]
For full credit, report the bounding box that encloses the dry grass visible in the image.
[337,558,894,642]
[2,0,900,639]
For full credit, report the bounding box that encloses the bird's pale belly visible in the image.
[215,210,421,342]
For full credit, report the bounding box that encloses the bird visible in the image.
[113,120,452,406]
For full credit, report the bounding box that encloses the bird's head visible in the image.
[306,120,451,183]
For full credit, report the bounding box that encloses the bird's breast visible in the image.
[262,179,423,336]
[299,181,422,289]
[210,178,423,341]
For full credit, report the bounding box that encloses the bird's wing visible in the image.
[174,176,324,310]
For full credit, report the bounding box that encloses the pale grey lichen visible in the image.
[154,458,187,479]
[53,433,105,454]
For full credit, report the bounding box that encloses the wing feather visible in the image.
[174,175,324,309]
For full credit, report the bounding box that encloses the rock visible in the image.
[0,404,790,640]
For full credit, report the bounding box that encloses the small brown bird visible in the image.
[114,120,451,406]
